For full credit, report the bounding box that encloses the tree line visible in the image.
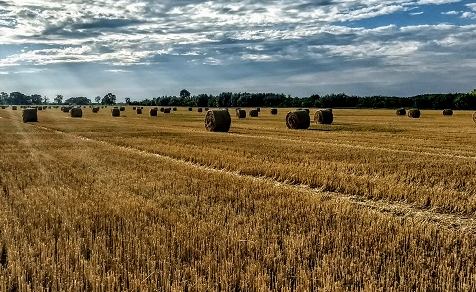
[2,90,476,110]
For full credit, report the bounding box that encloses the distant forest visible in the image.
[2,90,476,110]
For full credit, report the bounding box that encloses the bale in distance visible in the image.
[205,110,231,132]
[111,108,121,117]
[163,108,171,114]
[22,108,38,123]
[256,107,261,112]
[396,108,406,116]
[286,110,310,129]
[149,108,158,116]
[198,108,203,113]
[12,106,17,110]
[61,106,72,113]
[1,106,5,109]
[236,109,246,118]
[188,107,193,111]
[249,109,259,117]
[160,107,165,112]
[136,108,142,114]
[408,109,421,118]
[205,107,209,111]
[270,108,278,115]
[443,109,453,116]
[92,107,100,113]
[314,109,333,125]
[37,106,43,111]
[70,108,83,118]
[172,107,177,111]
[119,106,126,111]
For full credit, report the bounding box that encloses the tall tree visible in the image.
[125,97,131,104]
[54,95,63,104]
[95,96,101,104]
[180,89,191,99]
[101,93,116,105]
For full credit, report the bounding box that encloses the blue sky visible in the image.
[1,0,475,102]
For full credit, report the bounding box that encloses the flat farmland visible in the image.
[1,107,476,291]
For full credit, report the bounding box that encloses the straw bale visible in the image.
[22,108,37,123]
[70,108,83,118]
[314,109,333,124]
[149,108,158,116]
[408,109,421,118]
[396,108,406,116]
[249,109,259,117]
[286,110,310,129]
[443,109,453,116]
[205,110,231,132]
[111,108,121,117]
[236,109,246,118]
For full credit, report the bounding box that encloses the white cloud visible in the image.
[441,11,459,15]
[1,0,476,97]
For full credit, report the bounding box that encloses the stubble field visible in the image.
[1,106,476,291]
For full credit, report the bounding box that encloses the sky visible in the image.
[1,0,476,102]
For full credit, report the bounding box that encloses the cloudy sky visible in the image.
[1,0,476,101]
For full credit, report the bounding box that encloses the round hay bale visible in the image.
[160,107,165,112]
[149,108,158,116]
[205,110,231,132]
[70,108,83,118]
[132,107,136,110]
[236,109,246,118]
[473,111,476,123]
[256,107,260,112]
[111,108,121,117]
[172,107,177,111]
[119,106,126,111]
[408,109,421,118]
[443,109,453,116]
[286,110,310,129]
[1,106,6,109]
[188,107,193,111]
[22,108,37,123]
[205,107,209,111]
[12,106,17,110]
[163,108,171,113]
[136,108,142,114]
[314,109,333,125]
[37,107,43,111]
[198,108,203,113]
[92,107,100,113]
[249,109,259,117]
[396,108,406,116]
[61,106,72,113]
[270,108,278,115]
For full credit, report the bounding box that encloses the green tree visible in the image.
[101,93,117,105]
[95,96,101,104]
[1,92,8,104]
[125,97,131,104]
[54,95,63,104]
[180,89,191,99]
[30,94,42,105]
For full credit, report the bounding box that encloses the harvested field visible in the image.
[1,108,476,291]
